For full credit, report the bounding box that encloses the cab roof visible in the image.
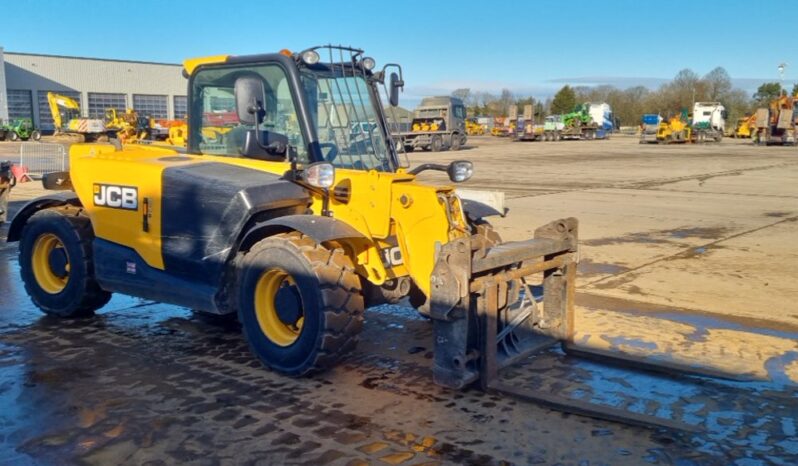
[182,49,301,76]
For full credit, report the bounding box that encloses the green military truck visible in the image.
[396,96,467,152]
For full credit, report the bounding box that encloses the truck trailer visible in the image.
[514,105,544,141]
[751,95,797,146]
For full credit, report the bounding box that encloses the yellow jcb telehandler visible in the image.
[10,46,687,431]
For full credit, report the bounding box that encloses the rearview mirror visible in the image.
[389,72,403,107]
[235,75,266,126]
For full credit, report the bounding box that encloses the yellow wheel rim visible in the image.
[31,233,70,294]
[254,269,304,347]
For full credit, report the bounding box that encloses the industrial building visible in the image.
[0,46,187,131]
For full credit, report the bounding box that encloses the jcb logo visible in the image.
[93,184,138,210]
[381,246,404,268]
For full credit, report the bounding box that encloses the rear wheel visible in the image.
[237,232,364,376]
[430,135,443,152]
[9,132,19,142]
[19,208,111,317]
[31,130,42,141]
[403,145,415,153]
[450,134,462,151]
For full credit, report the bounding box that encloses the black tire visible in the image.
[450,134,462,151]
[403,145,415,153]
[430,135,443,152]
[19,208,112,317]
[31,130,41,141]
[237,232,364,376]
[9,132,19,142]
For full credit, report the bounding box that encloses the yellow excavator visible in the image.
[46,92,113,142]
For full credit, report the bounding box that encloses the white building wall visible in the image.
[2,50,187,127]
[0,47,8,122]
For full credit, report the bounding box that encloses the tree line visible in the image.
[452,68,798,127]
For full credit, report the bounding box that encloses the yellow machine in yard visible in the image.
[734,114,756,138]
[9,46,689,431]
[47,92,112,142]
[465,117,484,135]
[655,113,692,143]
[104,108,150,143]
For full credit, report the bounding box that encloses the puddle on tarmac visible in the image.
[644,311,798,343]
[582,225,730,248]
[765,211,792,218]
[577,259,630,276]
[662,226,729,240]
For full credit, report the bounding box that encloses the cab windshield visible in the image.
[301,70,393,172]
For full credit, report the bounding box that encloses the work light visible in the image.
[361,57,376,71]
[304,162,335,188]
[301,50,321,65]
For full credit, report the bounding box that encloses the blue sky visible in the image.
[2,0,796,106]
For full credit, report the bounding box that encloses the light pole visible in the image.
[778,63,787,92]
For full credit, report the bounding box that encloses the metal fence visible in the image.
[19,143,67,179]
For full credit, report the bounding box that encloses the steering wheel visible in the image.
[318,142,339,162]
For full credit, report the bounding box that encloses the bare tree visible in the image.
[451,88,471,102]
[703,67,732,101]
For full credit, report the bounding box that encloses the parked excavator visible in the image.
[47,92,114,142]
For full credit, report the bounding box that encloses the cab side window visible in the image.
[190,64,308,162]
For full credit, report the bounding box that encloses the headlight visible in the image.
[361,57,376,71]
[447,160,473,183]
[301,50,320,65]
[303,162,335,188]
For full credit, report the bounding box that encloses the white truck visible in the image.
[692,102,726,143]
[587,102,615,137]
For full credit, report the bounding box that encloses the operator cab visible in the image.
[186,46,405,172]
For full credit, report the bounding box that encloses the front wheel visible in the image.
[19,208,111,317]
[9,132,19,142]
[31,130,42,141]
[237,232,364,376]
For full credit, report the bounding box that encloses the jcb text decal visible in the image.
[93,184,138,210]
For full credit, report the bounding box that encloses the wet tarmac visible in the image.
[1,238,797,465]
[2,137,798,464]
